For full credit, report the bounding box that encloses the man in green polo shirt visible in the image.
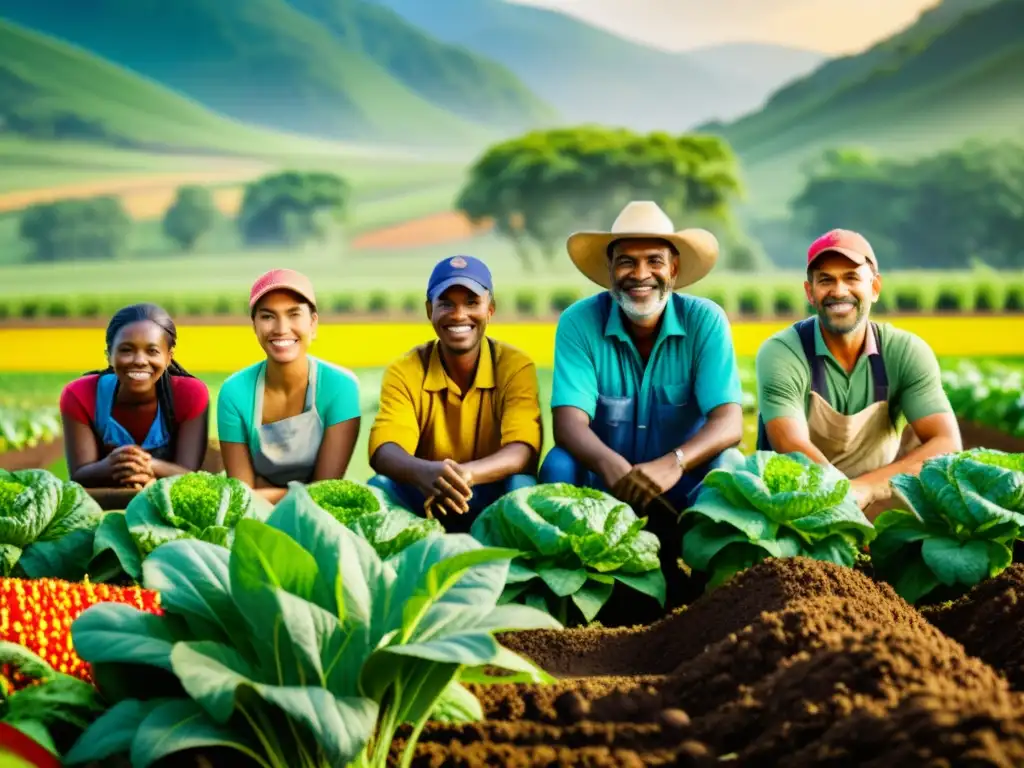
[755,228,962,517]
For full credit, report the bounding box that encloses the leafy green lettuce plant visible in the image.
[872,448,1024,604]
[680,449,875,589]
[88,471,273,581]
[307,478,443,559]
[0,469,103,580]
[63,482,559,768]
[470,482,666,624]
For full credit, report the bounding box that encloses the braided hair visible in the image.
[85,303,194,433]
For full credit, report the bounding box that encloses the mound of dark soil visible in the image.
[500,557,913,677]
[691,625,1007,763]
[394,720,715,767]
[786,687,1024,767]
[922,563,1024,690]
[556,595,945,724]
[468,677,663,723]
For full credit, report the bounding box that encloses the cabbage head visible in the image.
[307,478,443,559]
[872,448,1024,604]
[91,471,272,581]
[470,482,665,624]
[680,449,875,589]
[0,468,103,580]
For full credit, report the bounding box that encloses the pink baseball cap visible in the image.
[249,269,317,312]
[807,229,879,270]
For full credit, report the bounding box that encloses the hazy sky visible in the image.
[507,0,942,54]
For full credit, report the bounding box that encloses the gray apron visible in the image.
[251,359,323,487]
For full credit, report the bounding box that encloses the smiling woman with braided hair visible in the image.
[59,303,210,489]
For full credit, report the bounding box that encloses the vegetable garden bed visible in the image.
[3,448,1024,767]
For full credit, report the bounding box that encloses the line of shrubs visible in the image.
[2,277,1023,322]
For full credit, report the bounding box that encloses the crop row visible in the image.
[3,272,1024,321]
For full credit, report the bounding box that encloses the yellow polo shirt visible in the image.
[368,338,543,467]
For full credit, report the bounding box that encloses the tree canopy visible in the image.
[456,126,749,270]
[791,139,1024,269]
[238,171,350,248]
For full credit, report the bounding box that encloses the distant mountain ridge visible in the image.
[362,0,828,130]
[0,0,555,146]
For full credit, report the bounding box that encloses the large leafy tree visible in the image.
[456,126,746,270]
[237,171,350,248]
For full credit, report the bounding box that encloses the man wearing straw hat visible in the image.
[540,201,745,601]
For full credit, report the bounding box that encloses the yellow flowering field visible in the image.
[1,316,1022,372]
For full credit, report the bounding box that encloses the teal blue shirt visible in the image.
[217,355,361,456]
[551,292,743,463]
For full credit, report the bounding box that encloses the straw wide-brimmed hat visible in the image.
[566,201,719,290]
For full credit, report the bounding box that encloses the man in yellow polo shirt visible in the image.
[367,255,543,532]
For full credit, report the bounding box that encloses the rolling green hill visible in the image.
[708,0,1018,158]
[285,0,557,131]
[0,0,522,146]
[0,19,345,155]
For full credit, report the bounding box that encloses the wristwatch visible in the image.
[673,448,687,470]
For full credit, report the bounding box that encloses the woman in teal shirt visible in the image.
[217,269,361,503]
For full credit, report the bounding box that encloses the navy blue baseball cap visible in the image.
[426,255,494,302]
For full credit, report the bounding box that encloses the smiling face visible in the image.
[805,251,881,335]
[427,285,493,355]
[608,238,677,323]
[107,320,172,396]
[252,289,318,364]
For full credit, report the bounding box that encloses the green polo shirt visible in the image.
[755,317,951,426]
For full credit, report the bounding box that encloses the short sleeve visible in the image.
[319,364,361,426]
[367,363,421,458]
[171,376,210,422]
[499,360,543,453]
[692,302,744,414]
[59,377,96,426]
[216,376,249,444]
[550,305,598,418]
[755,337,809,423]
[895,333,953,423]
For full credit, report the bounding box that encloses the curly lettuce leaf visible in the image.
[306,479,442,559]
[470,483,665,624]
[872,450,1024,604]
[0,469,103,580]
[680,449,873,590]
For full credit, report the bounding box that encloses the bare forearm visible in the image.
[462,443,533,485]
[70,461,118,488]
[151,459,196,479]
[675,406,744,468]
[370,443,435,485]
[855,433,960,486]
[553,421,625,477]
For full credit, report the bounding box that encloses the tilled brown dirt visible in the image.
[922,563,1024,690]
[396,557,1024,767]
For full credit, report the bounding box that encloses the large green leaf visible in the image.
[63,699,170,764]
[682,519,752,571]
[71,603,177,672]
[385,535,517,644]
[683,486,776,540]
[170,641,376,766]
[90,512,143,581]
[142,539,251,653]
[921,537,992,586]
[571,578,614,622]
[130,698,266,768]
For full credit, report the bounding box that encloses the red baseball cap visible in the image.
[807,229,878,270]
[249,268,317,312]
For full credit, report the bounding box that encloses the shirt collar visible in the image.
[424,338,495,393]
[813,316,878,361]
[603,292,686,343]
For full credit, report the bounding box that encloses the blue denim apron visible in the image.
[93,373,173,459]
[251,359,323,487]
